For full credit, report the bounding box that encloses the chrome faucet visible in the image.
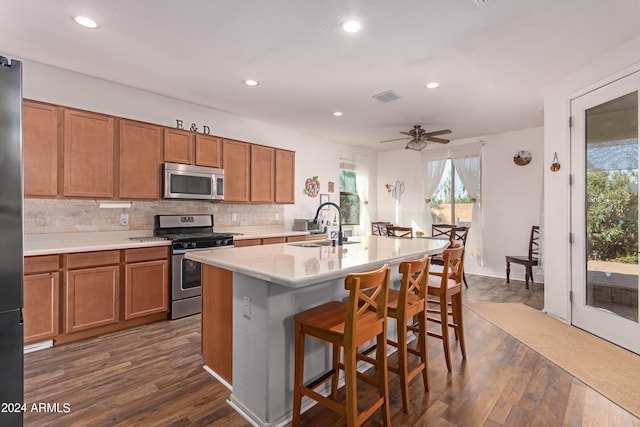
[313,202,343,246]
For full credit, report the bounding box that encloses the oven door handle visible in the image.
[173,245,234,255]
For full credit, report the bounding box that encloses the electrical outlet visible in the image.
[231,213,237,222]
[120,213,129,226]
[242,296,251,319]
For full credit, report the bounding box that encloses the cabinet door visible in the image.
[63,109,114,198]
[124,259,169,320]
[118,120,163,199]
[164,128,194,164]
[195,134,223,167]
[275,149,295,204]
[65,266,119,333]
[222,139,250,202]
[23,272,59,344]
[251,145,275,203]
[23,101,60,197]
[233,239,262,247]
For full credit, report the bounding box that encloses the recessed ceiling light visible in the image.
[341,20,361,33]
[243,79,259,86]
[425,82,439,89]
[333,111,343,117]
[74,16,98,29]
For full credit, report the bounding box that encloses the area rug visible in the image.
[465,302,640,419]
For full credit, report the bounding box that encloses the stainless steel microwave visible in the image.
[163,162,224,201]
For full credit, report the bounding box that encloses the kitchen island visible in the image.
[186,235,447,426]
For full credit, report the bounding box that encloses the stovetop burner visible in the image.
[153,214,234,251]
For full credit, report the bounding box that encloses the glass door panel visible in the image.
[571,71,640,355]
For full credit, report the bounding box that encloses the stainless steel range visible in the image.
[154,214,234,319]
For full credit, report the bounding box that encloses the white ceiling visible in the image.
[2,0,639,150]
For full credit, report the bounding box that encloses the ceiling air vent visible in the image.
[372,90,400,103]
[474,0,491,5]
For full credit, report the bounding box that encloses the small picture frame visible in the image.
[320,193,330,209]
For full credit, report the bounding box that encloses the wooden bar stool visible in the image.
[386,225,413,238]
[426,245,466,372]
[362,256,431,414]
[292,264,391,427]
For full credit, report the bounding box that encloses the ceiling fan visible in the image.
[380,125,452,151]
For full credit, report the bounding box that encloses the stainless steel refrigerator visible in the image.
[0,55,24,426]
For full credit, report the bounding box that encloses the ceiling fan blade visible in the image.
[399,131,413,136]
[380,137,410,143]
[426,136,450,144]
[424,129,452,137]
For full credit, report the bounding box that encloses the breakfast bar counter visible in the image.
[186,235,447,426]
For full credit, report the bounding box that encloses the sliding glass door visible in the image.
[570,71,640,355]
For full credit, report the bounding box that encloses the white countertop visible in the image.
[23,227,311,256]
[214,225,310,240]
[24,231,171,256]
[186,235,448,288]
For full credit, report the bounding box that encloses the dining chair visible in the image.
[505,225,540,289]
[386,225,413,238]
[371,221,393,236]
[431,224,469,288]
[292,264,391,427]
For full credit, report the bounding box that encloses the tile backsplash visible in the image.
[24,199,285,234]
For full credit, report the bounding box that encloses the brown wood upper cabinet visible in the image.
[118,120,163,200]
[195,134,223,167]
[164,128,194,165]
[251,145,275,203]
[63,109,115,198]
[23,101,61,197]
[223,139,251,202]
[275,149,295,204]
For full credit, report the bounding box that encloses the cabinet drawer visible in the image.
[125,246,169,263]
[262,237,286,245]
[286,235,307,243]
[24,255,61,274]
[234,239,262,247]
[65,250,120,269]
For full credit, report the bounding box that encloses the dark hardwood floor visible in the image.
[24,275,639,426]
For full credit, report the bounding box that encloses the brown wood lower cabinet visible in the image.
[24,246,170,346]
[202,265,233,385]
[124,247,169,320]
[65,265,119,334]
[23,272,60,344]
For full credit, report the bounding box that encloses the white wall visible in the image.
[376,126,544,280]
[17,58,377,230]
[543,35,640,321]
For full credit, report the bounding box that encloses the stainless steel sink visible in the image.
[288,240,360,248]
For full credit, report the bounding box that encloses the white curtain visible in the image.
[420,151,446,233]
[452,145,482,263]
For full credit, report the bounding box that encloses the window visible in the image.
[430,159,479,226]
[339,167,360,225]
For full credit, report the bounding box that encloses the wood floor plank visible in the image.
[23,274,638,426]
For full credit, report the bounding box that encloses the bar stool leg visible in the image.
[452,294,467,359]
[418,311,430,392]
[397,317,410,413]
[440,296,452,372]
[377,327,391,426]
[330,343,340,399]
[344,345,358,427]
[292,322,304,426]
